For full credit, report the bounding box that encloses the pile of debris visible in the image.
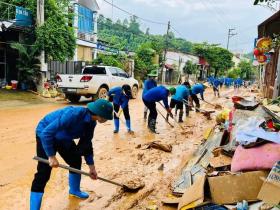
[161,96,280,210]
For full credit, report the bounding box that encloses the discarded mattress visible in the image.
[231,143,280,172]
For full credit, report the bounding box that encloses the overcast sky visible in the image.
[96,0,276,53]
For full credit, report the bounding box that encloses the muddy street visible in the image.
[0,87,251,210]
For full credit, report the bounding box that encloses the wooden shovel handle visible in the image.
[33,156,124,188]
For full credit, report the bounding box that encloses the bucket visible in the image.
[11,80,18,90]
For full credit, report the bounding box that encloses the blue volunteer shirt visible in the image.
[36,106,96,165]
[191,83,204,99]
[172,85,190,102]
[143,79,157,96]
[213,79,220,88]
[108,86,129,109]
[143,85,169,109]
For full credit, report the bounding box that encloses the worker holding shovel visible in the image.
[142,86,176,133]
[108,85,133,134]
[30,99,113,210]
[190,83,207,112]
[168,82,191,123]
[142,72,157,121]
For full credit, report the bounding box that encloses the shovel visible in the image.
[198,98,223,109]
[157,102,185,130]
[33,156,144,192]
[156,108,174,128]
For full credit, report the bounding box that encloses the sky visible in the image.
[96,0,277,53]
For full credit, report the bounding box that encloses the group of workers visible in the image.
[142,74,206,133]
[29,73,208,210]
[208,76,245,97]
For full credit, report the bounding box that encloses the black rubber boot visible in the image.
[185,104,189,117]
[178,110,183,123]
[148,119,157,133]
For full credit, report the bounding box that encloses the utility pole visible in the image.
[37,0,47,72]
[160,21,170,83]
[226,28,237,50]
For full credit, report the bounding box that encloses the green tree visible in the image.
[134,43,156,79]
[183,60,198,79]
[238,60,256,80]
[3,0,76,62]
[128,15,141,34]
[10,43,40,85]
[227,68,241,79]
[193,43,234,77]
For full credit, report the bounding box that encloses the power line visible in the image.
[198,0,225,26]
[102,0,167,26]
[102,0,188,41]
[170,26,184,38]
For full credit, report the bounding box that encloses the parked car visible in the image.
[56,65,139,103]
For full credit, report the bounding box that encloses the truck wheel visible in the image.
[66,94,81,103]
[131,85,138,99]
[97,87,108,99]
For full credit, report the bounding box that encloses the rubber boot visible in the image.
[113,119,119,133]
[144,111,147,121]
[185,105,189,117]
[30,192,43,210]
[126,120,133,133]
[178,110,183,123]
[148,119,157,133]
[69,173,89,199]
[195,104,200,112]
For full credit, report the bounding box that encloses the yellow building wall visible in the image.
[77,45,93,62]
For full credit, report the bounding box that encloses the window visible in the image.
[78,5,94,33]
[109,67,118,76]
[117,68,129,78]
[83,66,106,74]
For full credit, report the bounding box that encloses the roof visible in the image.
[165,64,174,70]
[258,10,280,38]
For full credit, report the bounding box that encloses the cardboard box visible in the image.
[258,161,280,205]
[208,171,268,204]
[178,175,206,210]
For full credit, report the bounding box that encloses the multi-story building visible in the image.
[72,0,99,62]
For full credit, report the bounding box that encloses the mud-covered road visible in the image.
[0,87,253,210]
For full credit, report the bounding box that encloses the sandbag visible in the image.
[231,143,280,172]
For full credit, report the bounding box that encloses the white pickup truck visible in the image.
[56,65,139,103]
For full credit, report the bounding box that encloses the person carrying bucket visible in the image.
[108,85,133,134]
[30,99,113,210]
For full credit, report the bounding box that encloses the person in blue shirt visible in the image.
[219,77,225,88]
[168,82,190,122]
[108,85,133,134]
[190,83,207,112]
[213,78,220,97]
[142,74,157,121]
[142,86,176,133]
[234,78,243,89]
[30,99,113,210]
